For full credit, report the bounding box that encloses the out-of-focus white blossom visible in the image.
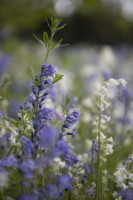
[0,172,8,189]
[53,157,66,174]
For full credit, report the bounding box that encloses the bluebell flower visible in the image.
[34,75,39,82]
[81,165,92,184]
[38,80,47,91]
[21,136,34,157]
[29,95,35,107]
[84,164,92,173]
[44,184,59,200]
[41,64,56,77]
[69,96,78,109]
[33,108,55,130]
[65,154,78,165]
[63,111,80,129]
[38,126,56,150]
[0,110,3,118]
[31,86,37,96]
[39,91,49,108]
[0,155,18,168]
[53,139,70,157]
[118,188,133,200]
[19,99,32,113]
[38,108,55,123]
[66,132,75,137]
[20,159,35,179]
[89,140,98,161]
[87,182,96,197]
[58,174,72,191]
[18,194,35,200]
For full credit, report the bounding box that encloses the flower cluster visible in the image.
[0,18,130,200]
[0,62,82,200]
[113,154,133,200]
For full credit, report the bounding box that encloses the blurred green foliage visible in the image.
[1,0,133,44]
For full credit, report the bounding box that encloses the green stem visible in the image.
[1,189,4,200]
[6,131,23,156]
[92,141,94,182]
[95,90,102,200]
[45,30,54,63]
[45,49,49,63]
[64,192,68,200]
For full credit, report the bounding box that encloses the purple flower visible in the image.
[63,111,80,129]
[89,140,98,161]
[29,95,35,107]
[84,164,92,173]
[87,182,96,197]
[66,132,75,137]
[81,165,92,184]
[21,136,34,157]
[20,159,35,179]
[0,110,3,118]
[38,108,55,123]
[65,154,78,165]
[41,64,56,77]
[53,139,70,157]
[118,188,133,200]
[38,126,56,149]
[69,97,78,109]
[31,86,37,95]
[0,155,18,168]
[18,194,35,200]
[44,184,59,199]
[58,174,72,191]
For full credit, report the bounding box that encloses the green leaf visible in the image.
[3,117,20,129]
[55,23,67,33]
[51,39,63,50]
[52,74,64,84]
[32,80,38,87]
[45,18,51,30]
[32,34,45,46]
[43,32,49,47]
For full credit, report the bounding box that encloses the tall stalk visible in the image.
[95,86,102,200]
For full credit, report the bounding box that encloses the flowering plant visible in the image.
[0,18,131,200]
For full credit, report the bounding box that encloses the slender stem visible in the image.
[45,49,49,63]
[1,189,4,200]
[64,192,68,200]
[95,89,102,200]
[92,141,94,182]
[6,131,23,156]
[45,30,54,63]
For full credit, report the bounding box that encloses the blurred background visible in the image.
[1,0,133,44]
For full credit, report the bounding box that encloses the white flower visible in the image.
[0,127,6,137]
[107,137,113,143]
[53,157,66,174]
[101,115,111,122]
[105,143,113,155]
[0,172,8,188]
[118,79,127,87]
[114,168,128,186]
[100,132,106,141]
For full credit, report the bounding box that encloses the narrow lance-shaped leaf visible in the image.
[32,34,45,46]
[52,74,64,84]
